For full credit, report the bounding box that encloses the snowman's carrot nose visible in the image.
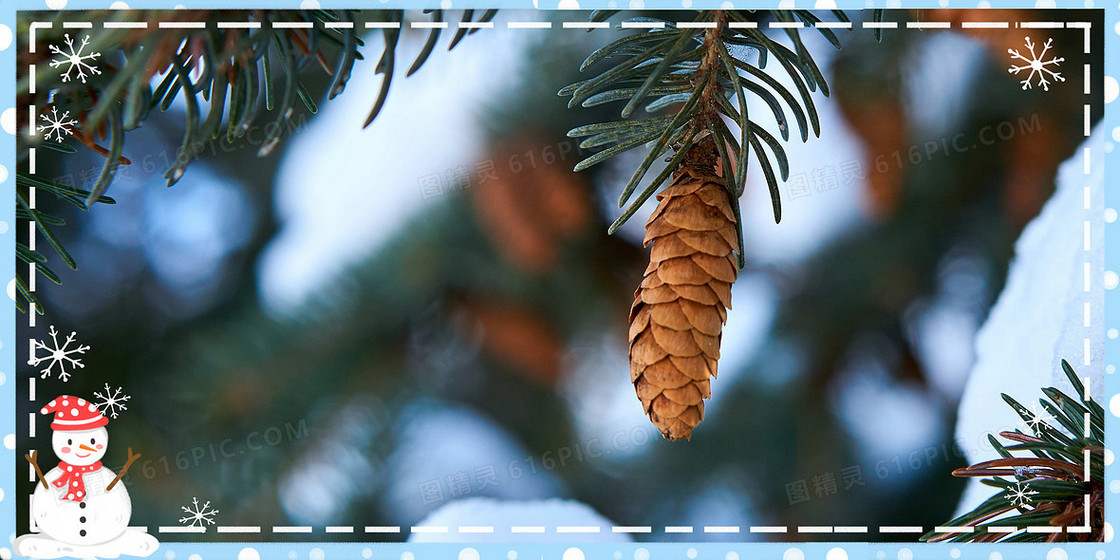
[79,444,96,452]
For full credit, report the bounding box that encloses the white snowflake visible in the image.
[37,106,78,143]
[1017,403,1052,434]
[1005,480,1038,508]
[178,497,219,528]
[93,384,131,419]
[27,325,89,382]
[1007,36,1065,92]
[48,33,102,84]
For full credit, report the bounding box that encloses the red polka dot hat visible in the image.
[40,395,108,431]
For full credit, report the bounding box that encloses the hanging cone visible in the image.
[629,139,737,441]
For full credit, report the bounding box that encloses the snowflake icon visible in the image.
[37,106,78,143]
[1005,480,1038,508]
[94,384,131,419]
[1017,403,1052,434]
[1007,36,1065,92]
[27,325,89,382]
[179,497,219,528]
[48,33,102,84]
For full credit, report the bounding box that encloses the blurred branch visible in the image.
[17,9,490,314]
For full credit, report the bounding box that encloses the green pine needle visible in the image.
[561,10,848,267]
[922,360,1105,543]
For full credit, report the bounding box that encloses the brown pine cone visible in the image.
[629,141,737,441]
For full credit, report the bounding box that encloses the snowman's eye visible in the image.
[90,438,96,445]
[66,439,72,445]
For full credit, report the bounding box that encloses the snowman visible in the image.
[14,395,159,559]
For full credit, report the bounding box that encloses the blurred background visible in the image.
[15,8,1104,542]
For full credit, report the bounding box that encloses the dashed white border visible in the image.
[217,526,262,534]
[273,526,314,534]
[18,18,1098,32]
[20,15,1099,540]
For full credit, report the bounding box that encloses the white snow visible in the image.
[952,128,1104,514]
[407,498,629,542]
[258,25,530,312]
[903,33,987,140]
[381,403,562,525]
[14,528,157,559]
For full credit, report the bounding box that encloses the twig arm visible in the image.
[25,450,49,490]
[106,448,140,492]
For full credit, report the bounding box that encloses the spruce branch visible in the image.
[922,360,1104,543]
[562,10,851,267]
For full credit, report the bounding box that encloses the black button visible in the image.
[79,502,87,509]
[79,530,86,537]
[79,516,86,523]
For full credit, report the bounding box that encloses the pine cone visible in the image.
[629,141,737,440]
